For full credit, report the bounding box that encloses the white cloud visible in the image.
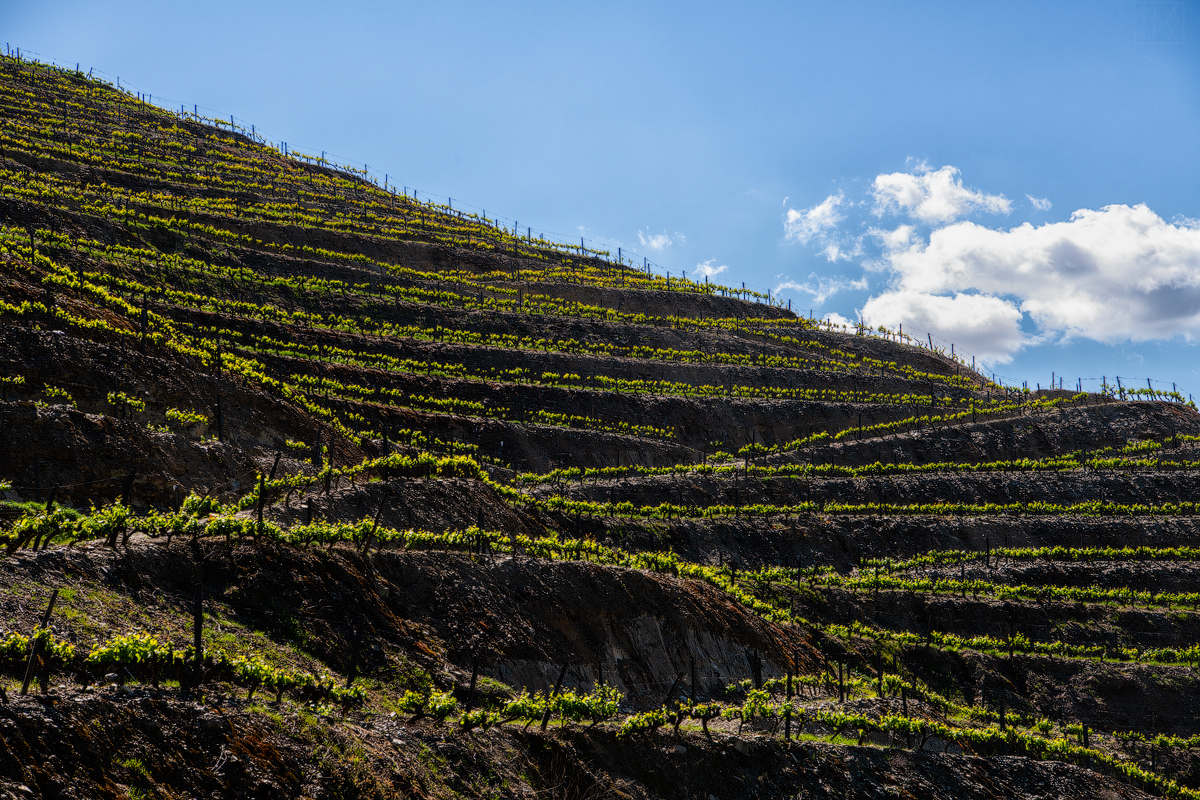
[862,291,1027,363]
[776,274,867,305]
[823,312,856,329]
[873,203,1200,346]
[783,191,863,262]
[637,229,685,251]
[694,259,728,278]
[872,164,1011,224]
[781,165,1200,360]
[871,224,919,255]
[818,240,864,262]
[784,191,845,245]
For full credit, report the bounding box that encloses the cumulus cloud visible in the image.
[872,164,1011,224]
[877,204,1200,345]
[776,274,868,305]
[637,229,686,251]
[784,163,1200,362]
[869,224,919,257]
[861,291,1028,363]
[694,259,729,278]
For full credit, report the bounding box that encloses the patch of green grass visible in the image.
[475,675,516,698]
[204,615,299,670]
[416,741,446,775]
[376,652,433,694]
[279,612,307,646]
[0,500,84,519]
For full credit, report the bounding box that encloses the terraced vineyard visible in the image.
[3,52,1200,799]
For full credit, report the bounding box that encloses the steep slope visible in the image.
[3,52,1200,799]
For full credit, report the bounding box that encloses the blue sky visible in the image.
[5,0,1200,395]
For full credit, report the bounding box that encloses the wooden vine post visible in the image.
[20,589,59,696]
[192,582,204,694]
[540,661,569,731]
[466,648,481,711]
[345,617,364,690]
[213,395,224,441]
[360,497,386,555]
[254,472,267,542]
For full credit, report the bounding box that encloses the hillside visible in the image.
[3,52,1200,800]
